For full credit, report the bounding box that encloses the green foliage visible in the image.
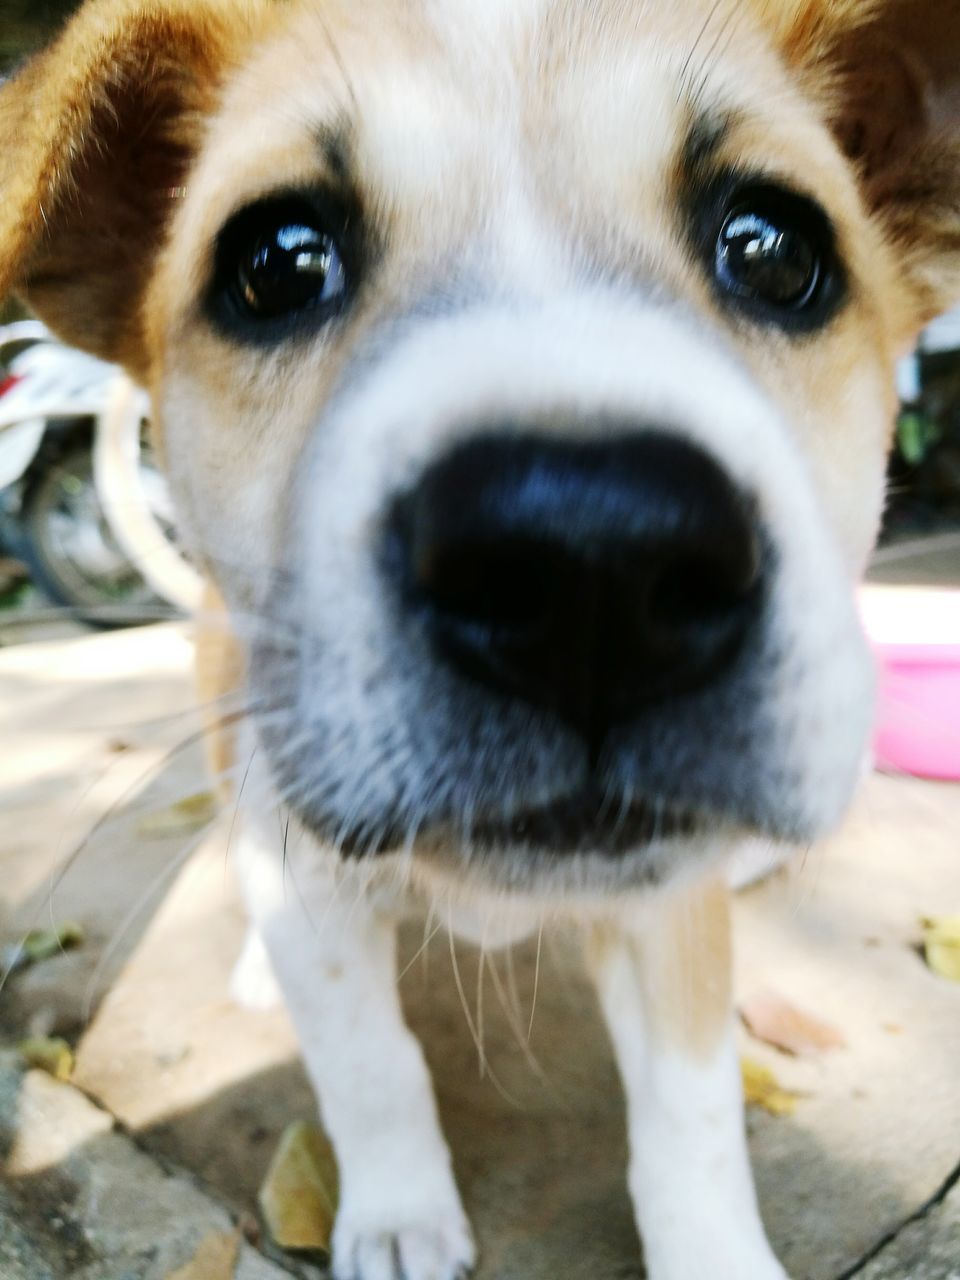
[896,411,943,467]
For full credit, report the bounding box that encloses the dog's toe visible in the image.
[335,1221,475,1280]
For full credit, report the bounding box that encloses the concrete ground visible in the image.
[1,622,959,1280]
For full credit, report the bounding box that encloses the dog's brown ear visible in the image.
[0,0,265,377]
[770,0,960,330]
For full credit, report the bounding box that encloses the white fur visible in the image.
[588,927,787,1280]
[229,925,282,1010]
[234,782,475,1280]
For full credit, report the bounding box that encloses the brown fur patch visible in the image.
[588,880,733,1059]
[194,583,245,796]
[0,0,270,374]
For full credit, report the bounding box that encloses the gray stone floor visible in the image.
[1,623,959,1279]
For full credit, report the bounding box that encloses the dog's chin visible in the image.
[297,785,717,865]
[432,789,703,857]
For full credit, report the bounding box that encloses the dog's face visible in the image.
[3,0,960,892]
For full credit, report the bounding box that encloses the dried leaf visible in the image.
[25,921,85,961]
[3,923,86,978]
[740,988,845,1057]
[19,1036,74,1082]
[165,1231,238,1280]
[741,1057,801,1116]
[3,921,87,979]
[922,915,960,983]
[137,791,217,837]
[259,1121,338,1254]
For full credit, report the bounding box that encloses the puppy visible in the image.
[2,1,959,1276]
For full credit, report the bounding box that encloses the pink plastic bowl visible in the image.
[860,587,960,781]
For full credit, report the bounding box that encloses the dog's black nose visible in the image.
[389,432,764,748]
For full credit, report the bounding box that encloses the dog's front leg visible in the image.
[586,880,787,1280]
[235,824,475,1280]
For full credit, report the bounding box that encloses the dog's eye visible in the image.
[706,182,844,330]
[716,208,819,308]
[212,196,351,330]
[236,221,345,318]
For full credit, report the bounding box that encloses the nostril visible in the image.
[409,538,581,717]
[648,542,762,628]
[413,539,558,630]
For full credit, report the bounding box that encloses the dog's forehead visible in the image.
[198,0,802,217]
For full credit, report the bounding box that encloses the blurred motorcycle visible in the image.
[0,322,202,623]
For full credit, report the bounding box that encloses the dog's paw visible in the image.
[645,1240,788,1280]
[332,1217,476,1280]
[228,927,282,1011]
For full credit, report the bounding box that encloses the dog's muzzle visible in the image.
[251,302,874,876]
[387,431,764,759]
